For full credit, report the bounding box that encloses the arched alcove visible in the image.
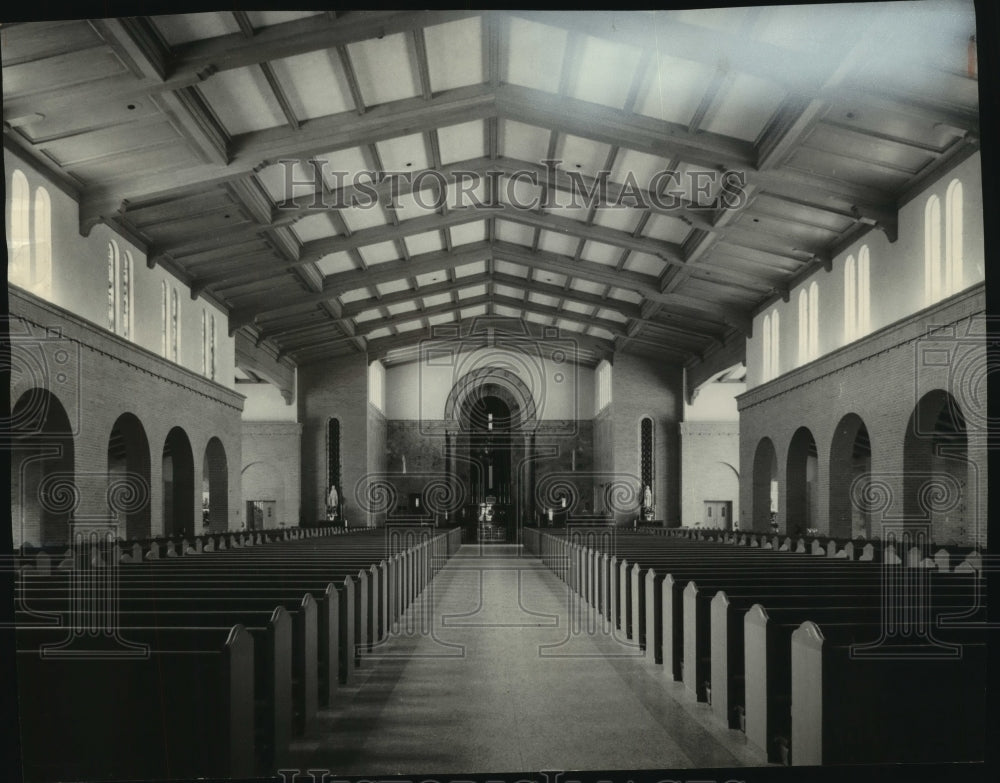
[786,427,819,535]
[203,437,229,533]
[752,437,778,533]
[107,412,151,540]
[903,390,969,544]
[162,427,194,538]
[10,388,75,548]
[828,413,872,539]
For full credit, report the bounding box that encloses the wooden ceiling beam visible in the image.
[277,332,359,361]
[336,45,367,115]
[412,27,433,100]
[364,316,616,362]
[491,293,629,338]
[5,11,483,120]
[239,5,306,139]
[494,84,898,213]
[79,84,497,229]
[495,83,754,171]
[491,272,639,320]
[192,200,776,296]
[492,240,751,333]
[228,242,492,330]
[89,18,229,167]
[506,10,878,101]
[260,319,347,346]
[756,8,896,175]
[341,277,477,317]
[356,294,492,336]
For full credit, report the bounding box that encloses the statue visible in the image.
[326,485,339,522]
[642,484,654,523]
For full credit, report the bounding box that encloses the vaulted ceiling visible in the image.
[2,6,980,369]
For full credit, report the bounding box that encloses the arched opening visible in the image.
[467,394,513,496]
[107,413,151,541]
[786,427,819,536]
[903,390,968,545]
[828,414,872,539]
[10,389,75,548]
[640,417,654,519]
[203,437,229,533]
[751,437,778,533]
[454,387,519,543]
[445,367,537,542]
[162,427,195,538]
[326,418,341,523]
[242,461,285,530]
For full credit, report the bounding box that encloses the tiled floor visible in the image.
[288,544,759,775]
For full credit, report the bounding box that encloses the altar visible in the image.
[475,497,509,543]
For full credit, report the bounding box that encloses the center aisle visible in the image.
[288,543,757,774]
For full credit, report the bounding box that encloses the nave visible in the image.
[288,544,755,774]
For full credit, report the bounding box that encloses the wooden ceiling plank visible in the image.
[364,315,616,361]
[492,240,750,332]
[259,61,302,131]
[7,12,483,118]
[412,28,433,100]
[228,242,492,329]
[78,84,497,227]
[356,294,491,336]
[91,18,229,167]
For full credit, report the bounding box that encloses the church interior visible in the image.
[2,3,994,781]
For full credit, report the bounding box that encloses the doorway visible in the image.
[703,500,732,529]
[246,500,275,530]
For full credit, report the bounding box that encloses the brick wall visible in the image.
[366,403,387,527]
[680,421,740,528]
[9,288,244,548]
[738,283,987,547]
[592,405,614,514]
[611,353,684,526]
[297,354,369,525]
[241,421,302,528]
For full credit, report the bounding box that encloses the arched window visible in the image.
[762,313,772,381]
[108,242,119,331]
[106,241,133,339]
[8,173,52,298]
[640,417,653,509]
[808,281,819,360]
[201,310,208,376]
[121,250,132,339]
[210,314,216,380]
[170,287,180,361]
[596,360,612,411]
[945,178,963,296]
[770,309,780,379]
[924,194,942,305]
[201,310,217,379]
[161,281,169,357]
[798,283,819,363]
[798,289,809,365]
[368,360,385,412]
[857,245,870,335]
[844,255,856,342]
[8,170,30,286]
[32,186,51,296]
[327,418,342,505]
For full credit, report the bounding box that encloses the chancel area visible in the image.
[3,3,992,780]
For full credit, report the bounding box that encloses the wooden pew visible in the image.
[790,576,988,765]
[743,573,982,766]
[16,624,256,782]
